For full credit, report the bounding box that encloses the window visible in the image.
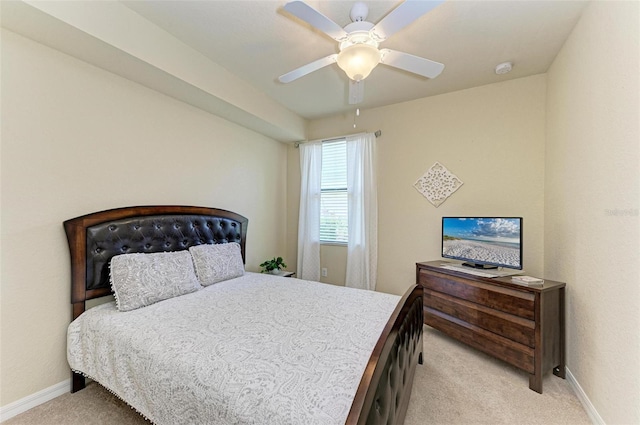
[320,139,348,244]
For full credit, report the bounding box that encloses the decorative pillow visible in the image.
[189,243,245,286]
[110,251,201,312]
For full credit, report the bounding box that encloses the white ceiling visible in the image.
[121,0,588,120]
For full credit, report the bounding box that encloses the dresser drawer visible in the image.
[424,289,535,347]
[419,269,535,320]
[426,308,535,373]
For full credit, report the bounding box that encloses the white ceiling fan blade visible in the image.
[283,1,348,41]
[278,54,338,83]
[371,0,445,41]
[380,49,444,79]
[348,80,365,105]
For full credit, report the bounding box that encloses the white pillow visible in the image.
[110,251,201,312]
[189,243,245,286]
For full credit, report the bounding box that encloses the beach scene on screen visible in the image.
[443,218,521,268]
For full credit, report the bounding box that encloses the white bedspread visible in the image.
[68,273,400,425]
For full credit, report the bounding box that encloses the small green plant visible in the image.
[259,257,287,273]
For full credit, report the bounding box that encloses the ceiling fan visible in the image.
[278,0,445,104]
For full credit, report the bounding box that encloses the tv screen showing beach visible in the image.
[442,217,522,269]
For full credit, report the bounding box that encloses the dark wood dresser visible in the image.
[417,261,565,393]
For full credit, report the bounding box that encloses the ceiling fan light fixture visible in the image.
[336,43,381,81]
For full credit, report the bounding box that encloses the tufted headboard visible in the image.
[64,206,248,319]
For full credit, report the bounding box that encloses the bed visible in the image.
[64,205,423,425]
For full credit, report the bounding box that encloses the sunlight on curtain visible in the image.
[297,141,322,281]
[345,133,377,291]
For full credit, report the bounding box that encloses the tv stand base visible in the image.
[461,262,498,269]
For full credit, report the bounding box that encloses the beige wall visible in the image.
[545,1,640,423]
[288,75,546,295]
[0,29,288,406]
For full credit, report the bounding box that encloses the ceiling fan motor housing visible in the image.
[342,21,376,44]
[340,21,378,52]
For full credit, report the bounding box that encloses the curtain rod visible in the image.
[294,130,381,148]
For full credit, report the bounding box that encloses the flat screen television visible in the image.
[442,217,523,270]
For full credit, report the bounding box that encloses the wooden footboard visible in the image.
[346,284,424,425]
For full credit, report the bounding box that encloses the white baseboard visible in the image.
[566,367,605,425]
[0,379,69,423]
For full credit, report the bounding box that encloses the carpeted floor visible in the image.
[4,326,591,425]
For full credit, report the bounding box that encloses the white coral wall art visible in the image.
[414,162,463,207]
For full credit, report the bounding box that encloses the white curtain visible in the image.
[345,133,378,291]
[297,141,322,281]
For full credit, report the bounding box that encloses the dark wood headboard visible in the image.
[64,205,248,320]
